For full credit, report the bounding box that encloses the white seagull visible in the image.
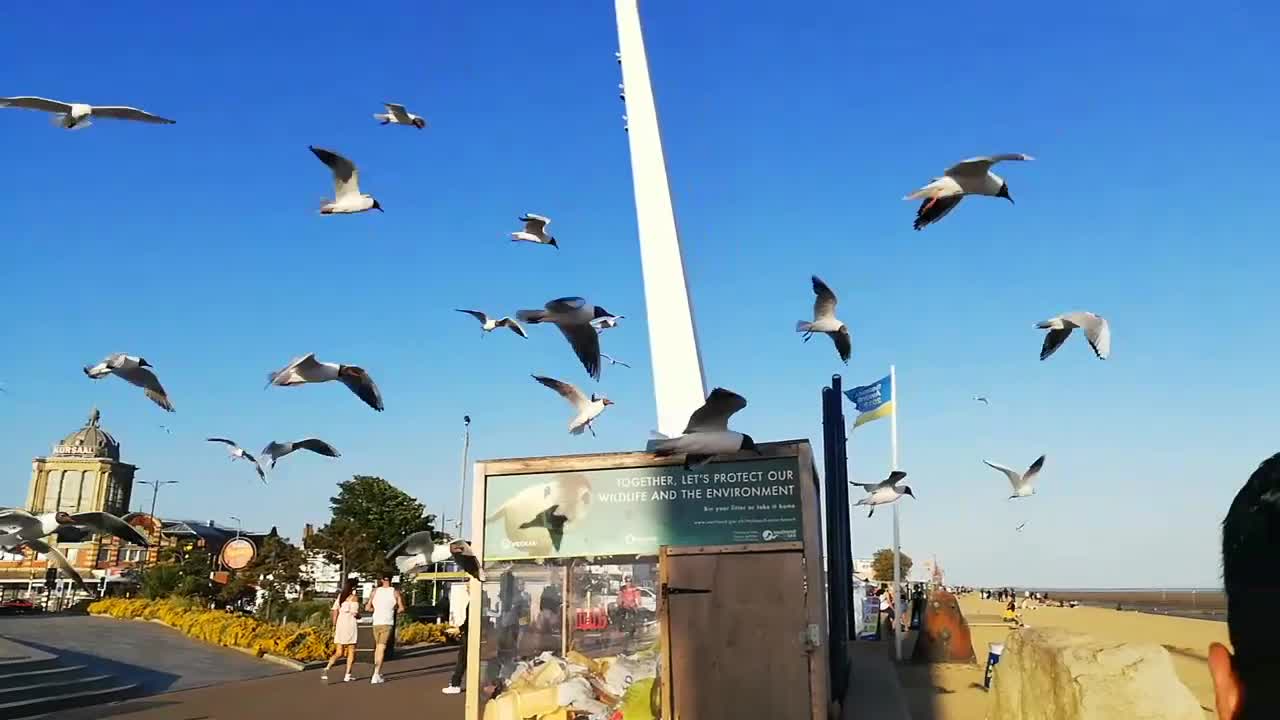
[796,275,852,364]
[600,353,631,369]
[206,438,267,483]
[0,508,151,595]
[0,96,175,130]
[373,102,426,129]
[906,153,1033,230]
[309,146,383,214]
[517,297,616,380]
[266,353,385,412]
[511,214,558,249]
[851,471,915,518]
[259,438,341,469]
[1036,312,1110,361]
[652,388,760,470]
[83,353,175,412]
[984,455,1046,499]
[532,375,614,437]
[591,314,625,332]
[454,309,528,339]
[387,534,481,581]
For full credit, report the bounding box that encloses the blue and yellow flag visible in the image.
[844,375,893,428]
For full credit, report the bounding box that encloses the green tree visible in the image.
[871,548,913,582]
[305,517,374,581]
[243,535,306,622]
[309,475,440,575]
[138,545,215,599]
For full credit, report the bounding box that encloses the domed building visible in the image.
[25,408,135,516]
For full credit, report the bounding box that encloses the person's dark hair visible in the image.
[1223,452,1280,717]
[338,578,357,604]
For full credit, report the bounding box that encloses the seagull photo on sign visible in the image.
[486,474,593,556]
[651,388,760,470]
[309,146,383,214]
[796,275,852,364]
[905,153,1033,230]
[851,471,915,518]
[531,374,614,437]
[511,214,558,248]
[0,96,175,130]
[373,102,426,129]
[259,438,341,469]
[266,353,385,411]
[206,438,267,483]
[455,309,528,339]
[1036,312,1110,361]
[983,455,1046,499]
[387,533,481,581]
[517,297,616,380]
[83,353,175,412]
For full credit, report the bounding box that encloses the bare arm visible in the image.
[396,590,406,612]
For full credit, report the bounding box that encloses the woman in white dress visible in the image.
[322,579,361,682]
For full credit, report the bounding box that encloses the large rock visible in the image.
[911,589,977,664]
[989,627,1202,720]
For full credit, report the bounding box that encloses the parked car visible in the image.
[0,599,39,615]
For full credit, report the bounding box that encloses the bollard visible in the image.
[983,642,1004,689]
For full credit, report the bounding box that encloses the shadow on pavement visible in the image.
[10,638,183,696]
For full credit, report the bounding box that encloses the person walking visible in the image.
[322,579,360,683]
[366,573,405,685]
[442,595,468,695]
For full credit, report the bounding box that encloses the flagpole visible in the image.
[890,364,903,662]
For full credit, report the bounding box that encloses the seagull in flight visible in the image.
[206,438,267,483]
[1036,312,1110,361]
[259,438,341,469]
[600,353,631,369]
[84,354,175,412]
[973,396,990,405]
[266,353,384,412]
[532,375,614,437]
[159,424,173,434]
[652,388,759,470]
[983,455,1046,499]
[387,534,481,581]
[906,154,1033,230]
[373,102,426,129]
[309,146,383,214]
[1015,522,1027,532]
[591,314,625,332]
[851,471,915,518]
[512,214,558,248]
[796,275,852,364]
[517,297,615,380]
[0,509,148,596]
[0,96,175,130]
[455,310,528,339]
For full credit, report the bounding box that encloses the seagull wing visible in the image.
[455,309,490,325]
[91,106,176,124]
[558,323,602,381]
[520,214,550,234]
[384,103,411,123]
[1039,327,1073,361]
[811,276,838,321]
[601,353,631,368]
[1023,455,1046,486]
[206,437,238,447]
[683,388,748,433]
[339,367,384,411]
[386,530,435,559]
[0,509,42,536]
[1065,312,1110,359]
[0,96,73,113]
[252,461,267,483]
[309,146,361,199]
[496,318,528,338]
[260,441,290,466]
[830,328,852,364]
[914,194,963,231]
[546,296,586,314]
[885,470,907,486]
[115,366,174,412]
[449,541,481,581]
[68,512,150,546]
[983,460,1025,492]
[292,438,341,458]
[26,539,92,595]
[945,154,1034,177]
[532,374,589,411]
[267,353,317,386]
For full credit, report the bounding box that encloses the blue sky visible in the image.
[2,1,1276,588]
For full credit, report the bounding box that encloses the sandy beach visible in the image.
[893,595,1229,720]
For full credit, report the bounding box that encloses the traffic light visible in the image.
[44,567,57,589]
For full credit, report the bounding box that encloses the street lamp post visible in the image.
[457,416,471,538]
[137,480,178,568]
[230,516,242,540]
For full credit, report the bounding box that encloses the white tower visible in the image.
[615,0,707,438]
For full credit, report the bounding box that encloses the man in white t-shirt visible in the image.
[366,574,405,685]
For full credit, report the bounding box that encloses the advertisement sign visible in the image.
[483,456,803,560]
[220,537,256,570]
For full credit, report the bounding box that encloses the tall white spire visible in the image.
[615,0,707,438]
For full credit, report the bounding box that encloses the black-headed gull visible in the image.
[1036,312,1110,360]
[309,146,383,215]
[532,375,614,437]
[591,314,625,332]
[0,96,175,130]
[984,455,1046,499]
[83,354,175,412]
[652,388,759,470]
[266,353,385,411]
[512,214,558,248]
[851,471,915,518]
[387,534,481,581]
[0,508,150,549]
[517,297,615,380]
[455,310,528,339]
[207,438,267,483]
[906,154,1033,230]
[374,102,426,129]
[796,276,851,364]
[259,438,341,469]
